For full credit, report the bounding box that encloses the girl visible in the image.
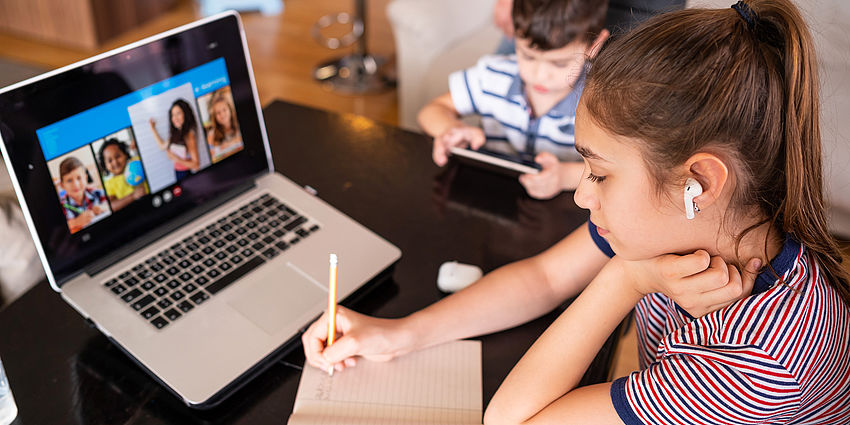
[303,0,849,423]
[205,92,243,163]
[149,98,200,180]
[98,138,147,212]
[484,0,850,423]
[58,157,108,232]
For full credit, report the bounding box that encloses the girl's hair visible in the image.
[512,0,608,49]
[583,0,850,304]
[59,156,84,180]
[207,93,238,146]
[97,138,130,174]
[168,98,197,147]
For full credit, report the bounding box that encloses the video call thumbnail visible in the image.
[37,58,245,236]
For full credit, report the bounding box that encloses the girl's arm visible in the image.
[149,118,168,150]
[167,131,201,170]
[485,257,639,425]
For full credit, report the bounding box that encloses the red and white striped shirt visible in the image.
[606,235,850,424]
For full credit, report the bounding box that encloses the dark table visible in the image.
[0,101,617,424]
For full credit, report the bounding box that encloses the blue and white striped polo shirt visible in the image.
[448,55,584,161]
[587,222,850,423]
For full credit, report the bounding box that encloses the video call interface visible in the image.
[36,58,245,235]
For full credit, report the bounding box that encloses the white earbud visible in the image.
[684,178,703,220]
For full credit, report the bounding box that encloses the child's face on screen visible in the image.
[171,105,185,129]
[573,104,695,260]
[213,101,231,128]
[103,144,128,176]
[515,38,589,100]
[60,167,87,202]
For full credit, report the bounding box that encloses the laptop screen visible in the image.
[0,14,270,285]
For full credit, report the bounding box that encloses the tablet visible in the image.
[449,146,542,177]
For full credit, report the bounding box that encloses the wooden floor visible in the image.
[0,0,398,126]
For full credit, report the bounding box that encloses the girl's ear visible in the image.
[685,152,730,212]
[587,29,610,59]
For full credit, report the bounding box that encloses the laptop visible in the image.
[0,11,400,408]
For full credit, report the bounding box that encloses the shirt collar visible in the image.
[753,233,802,294]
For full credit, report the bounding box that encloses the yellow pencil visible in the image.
[327,253,338,376]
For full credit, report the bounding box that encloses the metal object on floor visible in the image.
[311,0,395,94]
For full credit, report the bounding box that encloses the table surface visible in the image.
[0,101,616,424]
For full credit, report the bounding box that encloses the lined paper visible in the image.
[288,340,482,425]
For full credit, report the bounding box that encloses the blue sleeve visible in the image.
[587,220,615,258]
[610,377,643,425]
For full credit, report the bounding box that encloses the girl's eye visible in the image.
[586,173,606,183]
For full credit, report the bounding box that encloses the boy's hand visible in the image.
[432,126,485,167]
[302,306,412,374]
[493,0,514,38]
[518,152,565,199]
[624,251,761,317]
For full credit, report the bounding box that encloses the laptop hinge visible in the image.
[84,180,256,277]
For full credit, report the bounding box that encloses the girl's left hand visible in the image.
[519,152,562,200]
[625,251,762,317]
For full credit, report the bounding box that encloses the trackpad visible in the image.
[228,263,325,335]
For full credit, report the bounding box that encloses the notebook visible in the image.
[288,340,482,425]
[0,12,400,408]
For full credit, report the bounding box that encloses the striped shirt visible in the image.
[586,222,850,423]
[448,55,584,161]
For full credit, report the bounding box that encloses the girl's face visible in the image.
[213,101,232,129]
[60,167,87,200]
[103,144,128,175]
[171,105,185,129]
[573,104,696,260]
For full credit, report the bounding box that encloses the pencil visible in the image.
[327,253,338,376]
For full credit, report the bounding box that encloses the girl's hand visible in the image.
[302,306,413,374]
[625,251,761,317]
[432,126,485,166]
[149,118,156,128]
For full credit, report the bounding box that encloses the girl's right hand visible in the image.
[626,251,761,317]
[432,126,485,167]
[301,306,414,374]
[149,118,156,128]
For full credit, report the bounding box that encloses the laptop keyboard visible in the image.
[101,193,320,330]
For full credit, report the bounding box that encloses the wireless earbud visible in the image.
[684,178,703,220]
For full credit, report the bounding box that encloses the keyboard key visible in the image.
[197,236,211,244]
[215,251,228,260]
[263,247,279,259]
[213,240,226,248]
[111,284,127,295]
[151,316,169,329]
[141,281,155,290]
[104,278,118,287]
[131,294,156,311]
[208,269,221,279]
[137,269,153,279]
[178,260,191,269]
[170,290,186,301]
[203,258,216,267]
[284,216,307,231]
[273,229,286,238]
[132,264,145,272]
[309,225,319,232]
[252,242,265,251]
[236,238,249,247]
[190,253,203,262]
[179,272,192,282]
[177,301,194,313]
[141,306,159,320]
[164,308,182,321]
[161,255,176,265]
[191,265,204,274]
[206,256,266,295]
[289,238,300,245]
[183,283,198,293]
[173,249,188,258]
[166,267,179,276]
[121,288,143,303]
[226,245,238,253]
[157,298,173,309]
[275,241,290,251]
[124,277,139,287]
[195,276,209,286]
[154,273,167,283]
[119,271,132,279]
[190,291,210,305]
[219,262,232,271]
[231,255,243,264]
[263,235,275,244]
[202,246,215,255]
[241,249,254,257]
[166,279,181,289]
[186,242,199,252]
[296,229,309,238]
[154,286,169,297]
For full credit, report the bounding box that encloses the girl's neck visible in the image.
[712,219,784,269]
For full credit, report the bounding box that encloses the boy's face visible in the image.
[573,103,697,261]
[61,167,87,200]
[103,144,128,176]
[515,38,590,100]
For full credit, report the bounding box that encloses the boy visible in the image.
[58,156,108,231]
[418,0,609,200]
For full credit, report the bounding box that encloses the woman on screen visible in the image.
[149,99,200,180]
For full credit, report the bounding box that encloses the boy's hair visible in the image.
[512,0,608,49]
[58,157,84,181]
[97,138,130,174]
[582,0,850,304]
[168,98,197,147]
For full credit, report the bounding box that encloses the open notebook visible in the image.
[288,340,482,425]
